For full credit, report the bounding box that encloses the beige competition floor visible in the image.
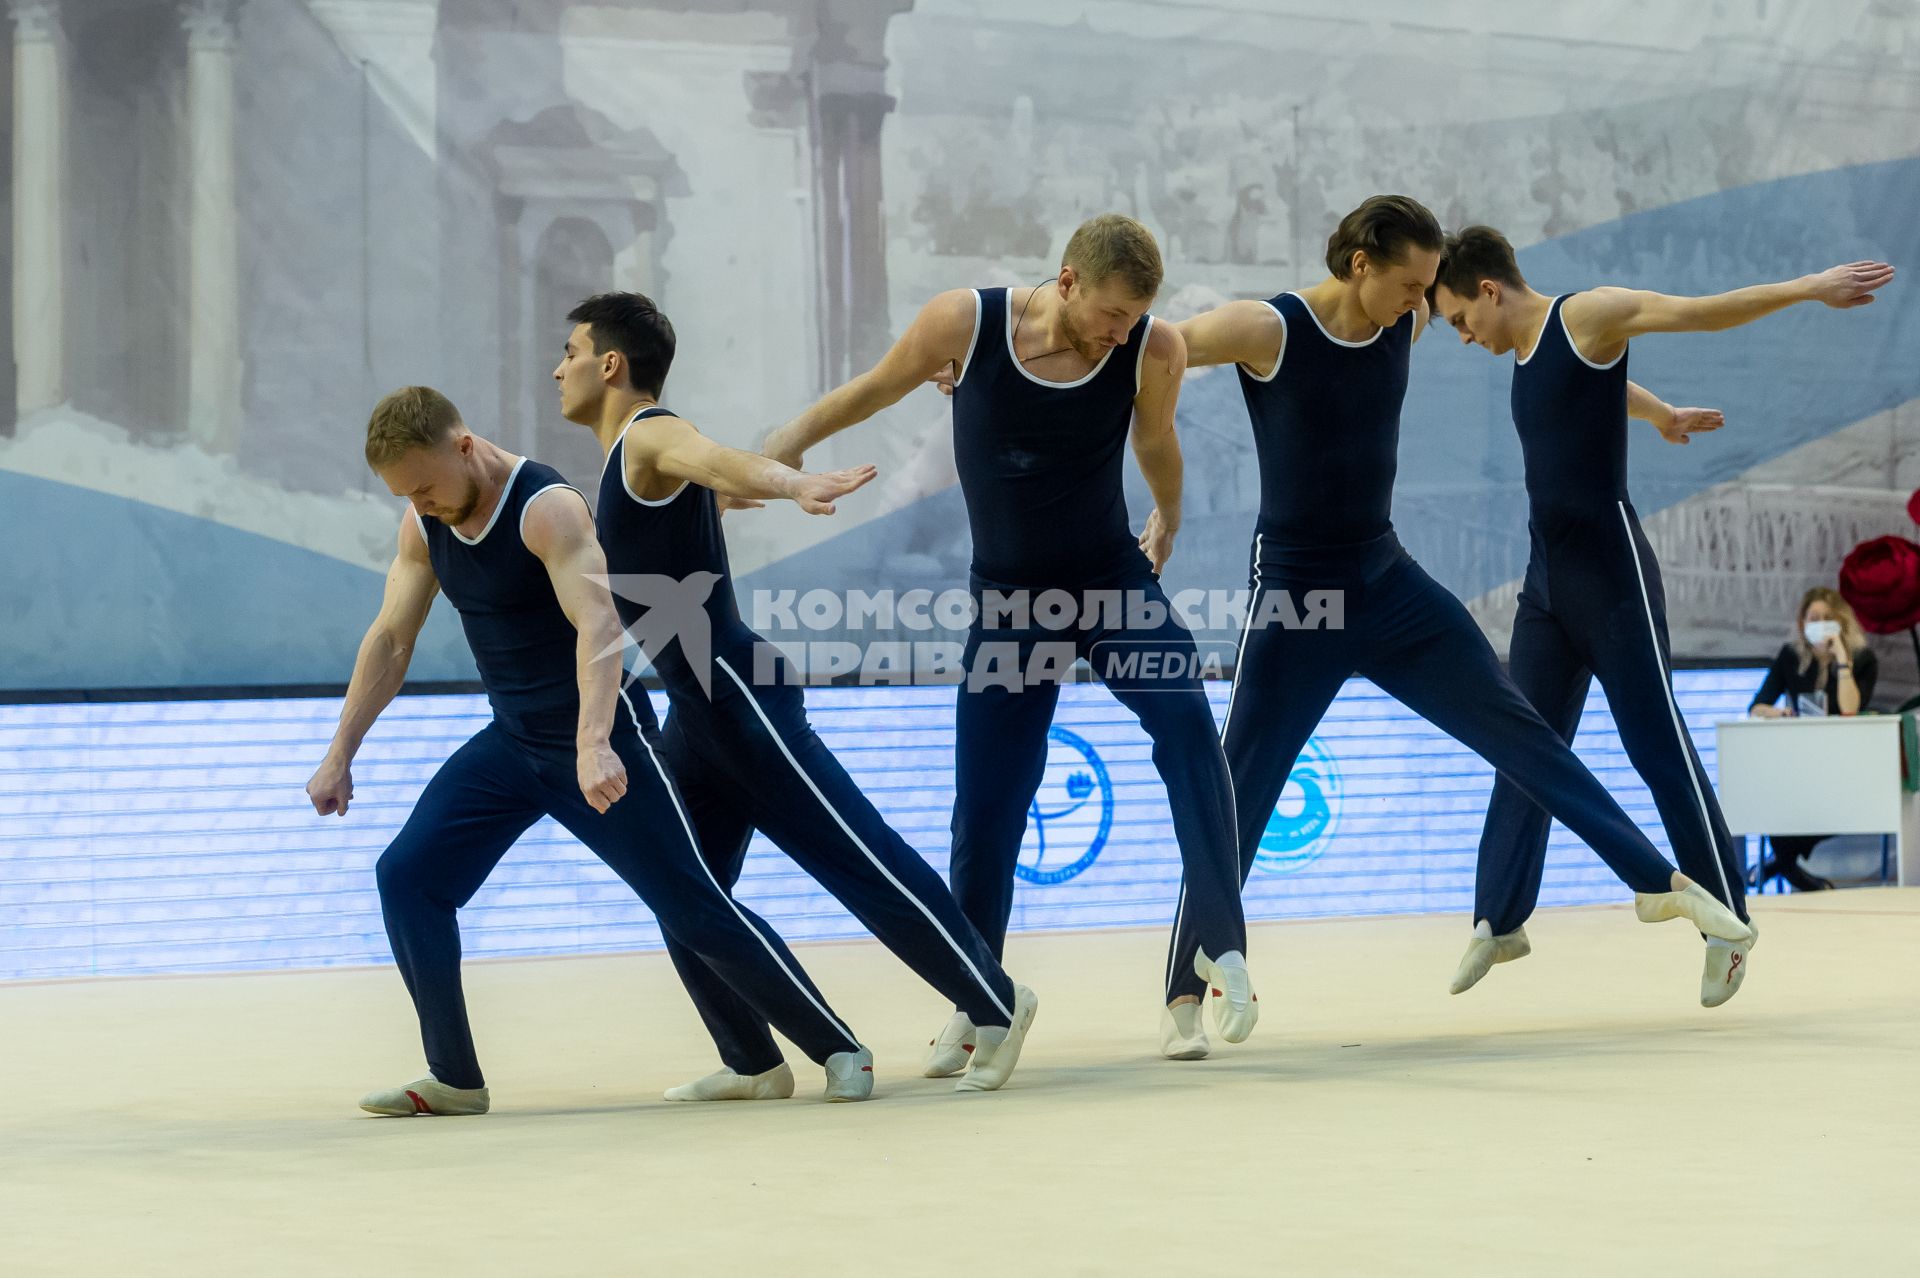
[3,890,1917,1276]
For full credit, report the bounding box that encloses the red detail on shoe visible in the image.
[962,1043,975,1054]
[405,1089,434,1115]
[861,1065,873,1073]
[1211,988,1222,997]
[1726,952,1744,982]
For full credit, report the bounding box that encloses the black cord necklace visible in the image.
[1012,276,1079,366]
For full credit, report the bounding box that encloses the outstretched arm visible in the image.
[1626,380,1724,446]
[765,289,978,469]
[521,491,630,814]
[1564,260,1894,359]
[1175,299,1285,374]
[1131,322,1190,574]
[307,514,440,815]
[627,413,875,515]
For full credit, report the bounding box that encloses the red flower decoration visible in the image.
[1840,535,1920,634]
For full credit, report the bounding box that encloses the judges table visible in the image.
[1715,715,1919,888]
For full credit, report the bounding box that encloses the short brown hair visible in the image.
[1325,195,1443,279]
[1434,225,1528,302]
[1062,213,1163,299]
[365,386,463,469]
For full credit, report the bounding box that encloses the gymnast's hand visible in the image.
[1656,406,1724,445]
[307,755,354,816]
[577,740,629,814]
[1139,508,1178,575]
[929,364,957,396]
[1806,260,1895,308]
[715,493,766,516]
[788,464,877,515]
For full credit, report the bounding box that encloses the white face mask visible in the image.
[1804,619,1841,647]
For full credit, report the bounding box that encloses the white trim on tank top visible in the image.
[954,289,984,386]
[1133,314,1156,394]
[1003,288,1120,388]
[518,483,591,542]
[604,406,689,507]
[450,456,527,545]
[1240,301,1288,382]
[1556,295,1625,371]
[597,414,639,485]
[1514,296,1560,367]
[1285,291,1382,348]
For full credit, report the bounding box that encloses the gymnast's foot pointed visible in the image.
[1160,998,1210,1060]
[1450,920,1532,995]
[1634,873,1753,943]
[1701,917,1759,1008]
[664,1061,795,1102]
[922,1012,976,1078]
[1193,949,1258,1043]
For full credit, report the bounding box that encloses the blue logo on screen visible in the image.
[1014,726,1114,885]
[1253,736,1340,874]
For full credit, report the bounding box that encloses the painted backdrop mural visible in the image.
[1,0,1914,696]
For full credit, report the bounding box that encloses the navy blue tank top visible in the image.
[418,457,589,725]
[950,286,1154,587]
[593,406,753,701]
[1511,294,1630,521]
[1236,292,1414,547]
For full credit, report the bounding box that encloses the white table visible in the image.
[1715,715,1919,887]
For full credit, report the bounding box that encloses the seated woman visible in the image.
[1747,587,1879,890]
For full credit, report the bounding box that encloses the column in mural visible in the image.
[184,0,242,454]
[10,0,65,419]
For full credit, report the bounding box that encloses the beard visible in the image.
[434,477,483,526]
[1059,309,1110,362]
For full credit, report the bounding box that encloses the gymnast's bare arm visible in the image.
[306,514,440,816]
[1626,381,1725,446]
[625,410,875,515]
[1561,260,1894,364]
[521,490,629,814]
[763,288,977,470]
[1130,321,1191,574]
[1175,299,1286,376]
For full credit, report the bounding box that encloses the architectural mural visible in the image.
[0,0,1914,698]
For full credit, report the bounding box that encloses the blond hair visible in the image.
[365,386,463,469]
[1061,213,1163,300]
[1792,585,1868,673]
